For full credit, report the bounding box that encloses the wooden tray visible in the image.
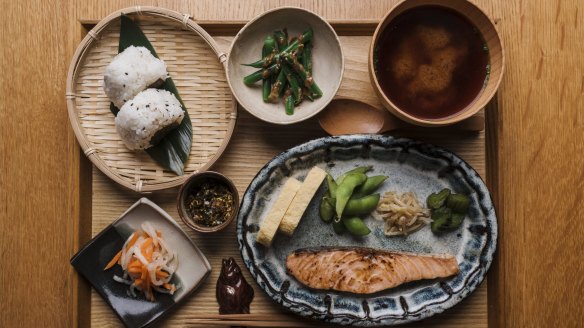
[77,18,491,328]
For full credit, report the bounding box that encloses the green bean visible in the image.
[336,166,372,185]
[268,68,287,102]
[302,42,312,75]
[261,36,276,102]
[446,193,470,214]
[281,28,313,54]
[246,29,312,69]
[243,63,281,85]
[242,53,277,69]
[242,58,264,69]
[296,46,304,62]
[332,216,345,234]
[283,65,301,101]
[279,80,288,98]
[273,29,288,49]
[352,175,387,198]
[343,194,380,216]
[430,207,452,233]
[283,52,322,98]
[291,70,306,104]
[326,174,337,198]
[319,197,335,222]
[243,36,278,68]
[335,173,367,218]
[262,78,272,102]
[342,217,371,236]
[427,188,451,209]
[283,87,295,115]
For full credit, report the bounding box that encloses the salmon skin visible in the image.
[286,247,459,294]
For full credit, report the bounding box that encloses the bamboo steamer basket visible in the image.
[66,6,237,192]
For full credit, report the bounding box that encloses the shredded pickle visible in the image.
[185,180,234,227]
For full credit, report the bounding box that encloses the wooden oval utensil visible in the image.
[318,99,484,135]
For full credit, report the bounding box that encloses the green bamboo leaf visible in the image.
[109,15,192,175]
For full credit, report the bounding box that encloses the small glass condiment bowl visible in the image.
[177,171,239,233]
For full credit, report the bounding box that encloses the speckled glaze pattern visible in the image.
[237,135,497,326]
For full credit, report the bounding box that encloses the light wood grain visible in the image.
[481,1,584,327]
[0,1,81,328]
[86,30,489,327]
[1,1,583,328]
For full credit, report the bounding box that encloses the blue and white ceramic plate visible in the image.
[237,135,497,326]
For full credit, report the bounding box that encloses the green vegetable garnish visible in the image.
[427,188,451,209]
[430,207,453,233]
[427,189,470,233]
[446,193,471,213]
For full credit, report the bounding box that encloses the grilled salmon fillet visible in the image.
[286,247,459,294]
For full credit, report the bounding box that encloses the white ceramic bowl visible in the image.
[226,7,344,125]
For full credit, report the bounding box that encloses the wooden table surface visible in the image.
[1,1,582,327]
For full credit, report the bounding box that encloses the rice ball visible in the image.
[115,89,185,150]
[104,46,168,108]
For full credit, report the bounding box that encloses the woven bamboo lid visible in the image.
[66,6,237,192]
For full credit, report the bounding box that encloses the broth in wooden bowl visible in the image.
[369,0,504,126]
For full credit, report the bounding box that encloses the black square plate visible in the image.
[71,198,211,327]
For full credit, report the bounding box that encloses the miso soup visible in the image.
[375,6,489,119]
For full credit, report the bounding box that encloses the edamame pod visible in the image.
[319,197,335,222]
[343,194,380,216]
[336,166,372,185]
[427,188,451,209]
[352,175,387,198]
[326,174,337,198]
[335,173,367,218]
[332,217,345,234]
[342,217,371,236]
